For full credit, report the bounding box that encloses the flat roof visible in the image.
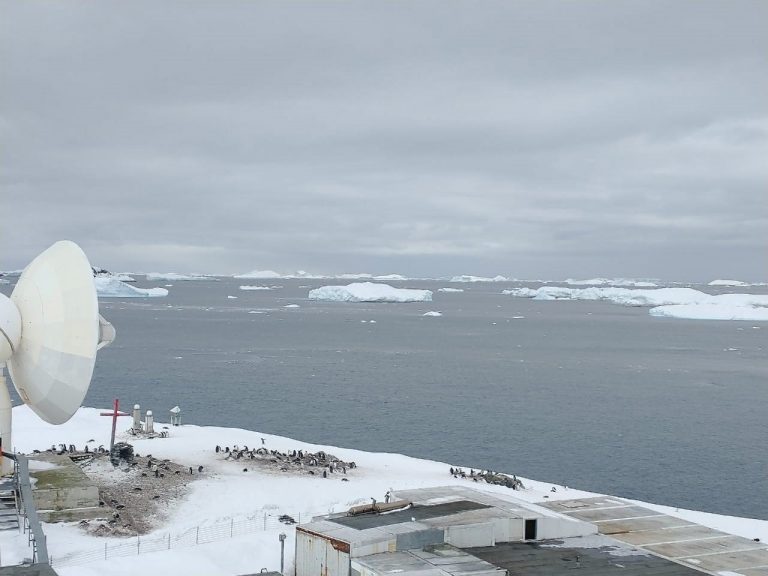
[468,540,706,576]
[542,496,768,575]
[330,500,490,530]
[353,544,503,576]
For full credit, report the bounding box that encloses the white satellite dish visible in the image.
[0,241,115,473]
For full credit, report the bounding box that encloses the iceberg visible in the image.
[422,311,442,317]
[94,277,168,298]
[146,272,216,281]
[450,274,508,283]
[505,286,768,321]
[373,274,407,281]
[308,282,433,303]
[438,287,464,293]
[563,278,658,287]
[239,285,275,291]
[708,279,750,287]
[234,269,284,279]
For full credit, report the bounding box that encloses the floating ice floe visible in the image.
[284,304,300,308]
[145,272,216,281]
[239,285,275,291]
[422,311,442,317]
[505,286,768,321]
[227,295,238,299]
[450,275,508,283]
[94,277,168,298]
[309,282,432,303]
[438,287,464,293]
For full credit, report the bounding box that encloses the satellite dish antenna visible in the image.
[0,241,115,473]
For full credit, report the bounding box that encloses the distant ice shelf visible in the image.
[308,282,433,303]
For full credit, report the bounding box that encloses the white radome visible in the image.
[0,241,114,471]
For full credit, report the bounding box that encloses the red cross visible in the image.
[100,399,131,452]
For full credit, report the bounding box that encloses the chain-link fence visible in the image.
[50,509,304,568]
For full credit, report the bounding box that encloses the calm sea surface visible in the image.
[4,278,767,519]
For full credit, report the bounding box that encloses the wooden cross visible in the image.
[100,399,130,453]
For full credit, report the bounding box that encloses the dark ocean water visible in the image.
[4,278,767,519]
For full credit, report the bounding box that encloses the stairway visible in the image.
[0,480,20,531]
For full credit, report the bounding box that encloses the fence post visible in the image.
[196,526,199,545]
[168,533,171,550]
[230,518,234,538]
[263,514,267,530]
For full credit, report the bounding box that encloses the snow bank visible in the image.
[563,278,658,287]
[450,275,508,283]
[308,282,432,303]
[94,277,168,298]
[438,287,464,293]
[505,286,768,321]
[145,273,215,281]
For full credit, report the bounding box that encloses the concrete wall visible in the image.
[33,485,99,512]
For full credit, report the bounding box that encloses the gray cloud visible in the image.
[1,0,766,281]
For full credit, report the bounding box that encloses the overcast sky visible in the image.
[1,1,766,281]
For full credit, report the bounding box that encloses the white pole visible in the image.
[0,364,13,475]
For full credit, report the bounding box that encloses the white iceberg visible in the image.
[563,278,658,287]
[308,282,433,303]
[438,287,464,293]
[94,277,168,298]
[146,272,216,281]
[234,269,284,279]
[708,279,750,287]
[450,274,509,283]
[422,311,442,317]
[505,286,768,321]
[336,273,374,280]
[227,295,238,299]
[284,304,300,308]
[373,274,407,281]
[239,285,275,291]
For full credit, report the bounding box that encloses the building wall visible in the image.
[296,528,351,576]
[445,522,495,548]
[537,516,596,540]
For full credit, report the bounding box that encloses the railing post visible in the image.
[230,518,234,537]
[196,525,199,544]
[167,533,171,550]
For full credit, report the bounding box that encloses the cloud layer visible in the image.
[2,1,766,280]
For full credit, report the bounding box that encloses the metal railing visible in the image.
[2,450,49,564]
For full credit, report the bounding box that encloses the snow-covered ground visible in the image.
[94,278,168,298]
[1,405,767,576]
[308,282,433,303]
[505,286,768,321]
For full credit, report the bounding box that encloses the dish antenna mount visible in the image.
[0,241,115,473]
